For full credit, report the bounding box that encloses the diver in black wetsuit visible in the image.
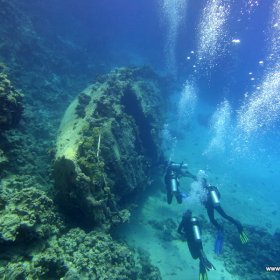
[164,162,196,204]
[178,210,215,280]
[198,174,249,255]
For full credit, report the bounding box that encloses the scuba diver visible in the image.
[197,170,249,255]
[178,210,215,280]
[164,161,196,204]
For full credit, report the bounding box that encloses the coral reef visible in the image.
[0,175,162,279]
[222,225,280,280]
[54,67,165,229]
[149,218,177,241]
[0,70,23,131]
[0,187,64,242]
[0,228,162,280]
[0,69,23,173]
[76,93,91,118]
[0,148,8,166]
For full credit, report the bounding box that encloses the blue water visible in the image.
[54,0,280,230]
[2,0,280,279]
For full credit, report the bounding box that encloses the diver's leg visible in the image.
[216,206,248,243]
[167,189,173,204]
[176,191,183,204]
[207,207,222,230]
[215,206,242,230]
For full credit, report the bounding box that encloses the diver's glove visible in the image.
[236,221,249,244]
[214,230,224,255]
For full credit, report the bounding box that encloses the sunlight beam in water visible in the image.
[236,0,280,140]
[177,79,198,129]
[269,0,280,64]
[266,0,280,72]
[204,99,232,156]
[236,71,280,138]
[241,0,259,15]
[159,0,189,76]
[197,0,230,68]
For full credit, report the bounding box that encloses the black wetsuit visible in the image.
[164,163,196,204]
[164,169,182,204]
[203,185,243,232]
[178,211,215,275]
[177,213,202,259]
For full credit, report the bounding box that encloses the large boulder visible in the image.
[54,67,165,229]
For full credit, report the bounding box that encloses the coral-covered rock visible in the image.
[0,228,162,280]
[54,67,165,229]
[222,225,280,280]
[0,71,23,131]
[0,187,64,242]
[0,148,8,166]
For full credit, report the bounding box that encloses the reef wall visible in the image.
[0,162,162,280]
[54,67,165,229]
[0,70,23,131]
[0,67,23,168]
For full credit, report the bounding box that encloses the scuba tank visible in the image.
[210,188,220,206]
[170,170,178,193]
[190,217,201,242]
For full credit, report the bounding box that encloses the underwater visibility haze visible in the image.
[0,0,280,279]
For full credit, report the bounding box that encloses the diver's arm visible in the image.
[187,171,197,180]
[180,170,197,180]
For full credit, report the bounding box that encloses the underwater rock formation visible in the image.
[0,228,161,279]
[149,218,178,241]
[0,148,8,166]
[0,177,162,279]
[0,69,23,171]
[0,70,23,131]
[54,67,165,229]
[0,187,63,243]
[221,225,280,280]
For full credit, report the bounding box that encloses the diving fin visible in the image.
[199,261,208,280]
[236,221,249,244]
[199,271,208,280]
[214,230,224,255]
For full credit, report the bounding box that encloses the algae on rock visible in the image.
[0,71,23,131]
[0,187,64,242]
[0,70,23,172]
[54,67,165,229]
[0,227,162,280]
[0,148,8,166]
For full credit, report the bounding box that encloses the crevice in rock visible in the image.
[121,87,157,160]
